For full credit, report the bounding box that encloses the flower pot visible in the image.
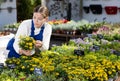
[105,6,118,15]
[90,4,102,14]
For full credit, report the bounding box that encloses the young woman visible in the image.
[0,5,52,62]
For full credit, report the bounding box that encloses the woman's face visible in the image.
[33,12,46,28]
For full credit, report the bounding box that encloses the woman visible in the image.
[1,5,52,60]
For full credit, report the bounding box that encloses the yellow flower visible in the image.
[29,46,32,50]
[9,61,12,63]
[19,36,35,50]
[29,43,33,46]
[108,71,112,75]
[55,72,59,76]
[16,62,20,64]
[32,64,37,67]
[6,79,11,81]
[30,68,34,71]
[21,66,25,69]
[25,37,30,41]
[26,43,29,45]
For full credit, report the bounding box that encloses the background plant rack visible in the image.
[51,33,83,43]
[3,27,18,34]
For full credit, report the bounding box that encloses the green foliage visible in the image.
[68,40,77,46]
[34,0,41,7]
[0,0,3,5]
[17,0,41,21]
[4,22,20,29]
[51,44,77,56]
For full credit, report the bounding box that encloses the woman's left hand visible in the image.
[35,40,43,48]
[19,49,32,56]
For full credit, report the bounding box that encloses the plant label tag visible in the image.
[34,67,42,76]
[7,64,16,69]
[93,45,100,51]
[97,34,103,39]
[87,34,92,38]
[0,63,4,69]
[74,49,84,56]
[113,50,120,56]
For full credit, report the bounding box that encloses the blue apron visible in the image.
[6,20,45,58]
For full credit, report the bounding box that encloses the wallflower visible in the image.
[30,68,34,71]
[21,66,25,69]
[6,79,12,81]
[19,36,35,50]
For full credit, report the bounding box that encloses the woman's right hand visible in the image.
[19,49,32,56]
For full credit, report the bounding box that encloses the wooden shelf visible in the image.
[52,33,82,42]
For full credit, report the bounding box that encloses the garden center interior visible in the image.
[0,0,120,81]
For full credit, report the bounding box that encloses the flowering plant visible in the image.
[19,36,35,50]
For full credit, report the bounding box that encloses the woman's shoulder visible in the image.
[21,19,32,24]
[19,19,32,28]
[44,22,52,28]
[44,22,52,33]
[18,19,32,30]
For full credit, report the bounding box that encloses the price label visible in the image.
[0,63,4,69]
[7,64,16,69]
[93,45,100,51]
[113,50,120,56]
[97,34,103,39]
[34,67,42,76]
[74,49,84,56]
[87,34,93,38]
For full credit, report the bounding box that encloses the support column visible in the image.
[41,0,46,6]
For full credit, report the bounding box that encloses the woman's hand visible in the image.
[19,49,32,56]
[35,40,43,48]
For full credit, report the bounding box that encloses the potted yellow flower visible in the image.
[18,36,35,50]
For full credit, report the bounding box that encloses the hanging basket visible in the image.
[90,4,102,14]
[105,6,118,15]
[83,6,90,14]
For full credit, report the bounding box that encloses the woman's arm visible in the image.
[13,20,33,55]
[39,23,52,51]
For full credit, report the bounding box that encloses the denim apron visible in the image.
[6,20,45,58]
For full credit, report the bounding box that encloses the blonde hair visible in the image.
[34,5,49,18]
